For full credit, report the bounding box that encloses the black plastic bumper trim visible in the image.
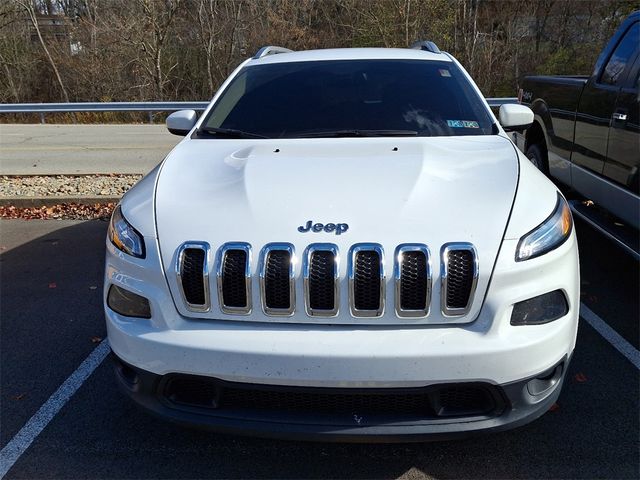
[110,352,569,443]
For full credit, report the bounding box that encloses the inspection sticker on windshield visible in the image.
[438,69,451,77]
[447,120,479,128]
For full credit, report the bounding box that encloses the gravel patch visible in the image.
[0,175,142,197]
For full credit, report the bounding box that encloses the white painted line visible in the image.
[581,302,640,370]
[0,340,110,479]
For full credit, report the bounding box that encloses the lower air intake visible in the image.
[162,374,504,425]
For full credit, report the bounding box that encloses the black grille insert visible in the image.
[264,250,291,309]
[353,250,381,311]
[162,375,503,424]
[446,249,475,310]
[308,250,336,311]
[180,248,206,305]
[400,251,428,310]
[221,250,248,308]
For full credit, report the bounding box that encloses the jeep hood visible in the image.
[155,135,519,324]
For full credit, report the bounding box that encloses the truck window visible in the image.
[601,22,639,86]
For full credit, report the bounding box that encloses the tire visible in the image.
[525,143,549,175]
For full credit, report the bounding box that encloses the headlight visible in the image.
[516,193,572,261]
[108,205,145,258]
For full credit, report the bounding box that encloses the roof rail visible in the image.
[409,41,441,54]
[253,46,293,60]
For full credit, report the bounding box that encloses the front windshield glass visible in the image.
[200,59,496,138]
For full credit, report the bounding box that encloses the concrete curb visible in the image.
[0,195,121,208]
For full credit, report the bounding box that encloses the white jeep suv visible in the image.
[104,43,579,441]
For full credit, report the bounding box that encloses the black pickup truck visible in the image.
[518,11,639,258]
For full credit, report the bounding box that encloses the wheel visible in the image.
[526,143,549,174]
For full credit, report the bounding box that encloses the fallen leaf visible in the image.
[574,372,588,383]
[12,393,26,401]
[90,336,102,343]
[549,403,560,412]
[48,282,57,289]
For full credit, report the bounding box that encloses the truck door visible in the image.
[604,50,640,194]
[572,22,639,176]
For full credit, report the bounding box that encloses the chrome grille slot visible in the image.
[441,243,478,316]
[176,242,210,312]
[349,244,385,317]
[216,243,252,314]
[394,244,431,317]
[259,243,295,316]
[303,244,339,317]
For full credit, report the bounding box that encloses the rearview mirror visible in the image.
[166,110,197,136]
[499,104,534,132]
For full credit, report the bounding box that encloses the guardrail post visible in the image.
[148,111,153,124]
[40,113,45,124]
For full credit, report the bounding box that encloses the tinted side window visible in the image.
[601,22,639,86]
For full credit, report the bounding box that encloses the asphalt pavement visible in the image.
[0,217,638,479]
[0,124,181,175]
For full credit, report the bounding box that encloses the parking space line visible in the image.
[581,303,640,370]
[0,340,110,479]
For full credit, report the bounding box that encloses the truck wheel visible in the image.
[526,144,549,175]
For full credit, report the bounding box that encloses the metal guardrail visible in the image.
[0,102,210,124]
[0,98,517,123]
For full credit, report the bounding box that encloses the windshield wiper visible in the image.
[295,129,418,138]
[197,126,268,139]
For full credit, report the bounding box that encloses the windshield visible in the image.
[199,59,496,138]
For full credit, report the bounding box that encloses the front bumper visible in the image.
[111,352,569,442]
[104,217,579,440]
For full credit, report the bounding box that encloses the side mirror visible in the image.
[499,104,534,132]
[166,110,197,136]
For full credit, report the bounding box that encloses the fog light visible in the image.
[107,285,151,318]
[510,290,568,325]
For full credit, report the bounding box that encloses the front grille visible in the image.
[181,249,206,305]
[260,244,295,315]
[264,251,291,308]
[350,244,384,316]
[442,244,477,316]
[222,250,247,306]
[175,241,478,321]
[216,243,251,314]
[308,250,337,312]
[400,251,427,310]
[395,245,431,317]
[162,375,503,424]
[177,243,210,311]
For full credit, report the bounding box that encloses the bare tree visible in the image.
[16,0,71,102]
